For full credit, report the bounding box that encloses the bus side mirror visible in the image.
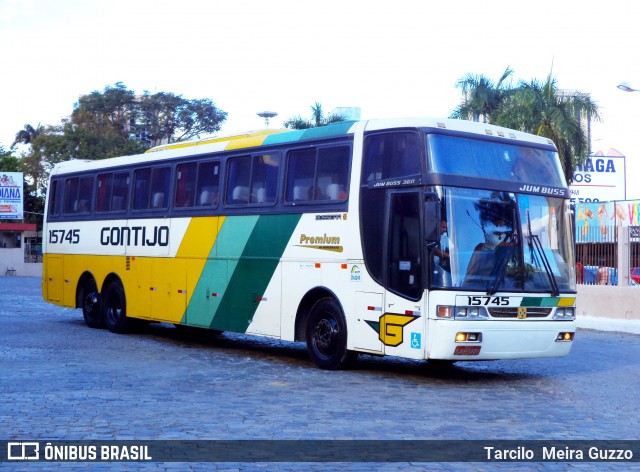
[424,200,439,244]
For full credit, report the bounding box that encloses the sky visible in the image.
[1,0,639,198]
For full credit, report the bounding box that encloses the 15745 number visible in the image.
[48,229,80,244]
[467,296,509,306]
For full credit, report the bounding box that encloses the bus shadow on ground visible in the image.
[59,315,564,383]
[127,321,540,383]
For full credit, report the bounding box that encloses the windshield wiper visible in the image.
[486,234,515,296]
[526,210,560,297]
[487,203,518,296]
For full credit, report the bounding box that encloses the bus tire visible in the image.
[306,297,355,370]
[80,279,103,329]
[103,280,130,334]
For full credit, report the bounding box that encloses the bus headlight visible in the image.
[455,332,482,342]
[556,332,574,342]
[437,305,453,318]
[455,306,489,320]
[437,305,489,320]
[554,307,576,320]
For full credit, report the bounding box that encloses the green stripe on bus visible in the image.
[520,297,542,306]
[262,121,355,146]
[540,298,561,307]
[183,216,259,327]
[210,213,301,332]
[520,297,562,307]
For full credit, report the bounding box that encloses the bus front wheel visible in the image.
[306,297,355,370]
[103,281,130,334]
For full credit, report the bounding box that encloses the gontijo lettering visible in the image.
[100,225,169,246]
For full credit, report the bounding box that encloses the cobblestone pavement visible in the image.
[1,277,639,471]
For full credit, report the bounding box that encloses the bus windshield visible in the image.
[432,188,576,293]
[427,134,567,187]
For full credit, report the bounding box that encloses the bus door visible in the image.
[124,220,176,321]
[149,221,186,323]
[382,191,426,359]
[45,255,64,304]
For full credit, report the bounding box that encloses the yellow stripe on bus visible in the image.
[176,216,225,309]
[557,297,576,307]
[176,216,223,259]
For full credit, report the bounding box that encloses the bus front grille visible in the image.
[488,307,552,319]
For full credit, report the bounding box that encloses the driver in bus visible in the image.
[464,196,515,286]
[433,219,450,272]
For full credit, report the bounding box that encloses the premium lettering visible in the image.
[299,233,340,245]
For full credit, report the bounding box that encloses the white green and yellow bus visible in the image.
[42,118,577,369]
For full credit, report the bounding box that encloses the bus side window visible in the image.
[76,176,93,214]
[48,180,60,217]
[96,174,112,212]
[62,176,92,215]
[285,149,315,202]
[133,168,151,210]
[250,154,279,204]
[363,132,420,183]
[317,146,350,201]
[150,167,170,209]
[133,167,170,210]
[226,156,251,204]
[175,163,197,208]
[63,178,79,214]
[196,161,220,207]
[111,172,129,211]
[285,145,349,203]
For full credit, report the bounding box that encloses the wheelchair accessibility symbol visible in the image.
[410,332,421,349]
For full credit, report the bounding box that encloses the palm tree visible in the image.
[450,67,514,123]
[451,68,600,184]
[284,102,347,130]
[496,75,600,184]
[11,123,44,148]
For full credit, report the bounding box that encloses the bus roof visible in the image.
[49,118,555,176]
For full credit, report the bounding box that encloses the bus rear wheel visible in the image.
[81,279,103,329]
[306,297,355,370]
[103,280,130,334]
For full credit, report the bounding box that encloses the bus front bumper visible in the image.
[427,319,576,361]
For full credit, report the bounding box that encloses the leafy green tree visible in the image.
[138,92,228,146]
[450,69,600,183]
[11,83,228,207]
[0,146,19,171]
[496,76,600,184]
[72,82,136,136]
[284,102,347,129]
[450,68,514,123]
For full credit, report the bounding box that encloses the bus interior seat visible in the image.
[232,186,249,203]
[199,189,215,206]
[326,183,345,200]
[255,187,267,203]
[293,185,309,201]
[152,192,165,208]
[111,196,125,211]
[77,199,89,213]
